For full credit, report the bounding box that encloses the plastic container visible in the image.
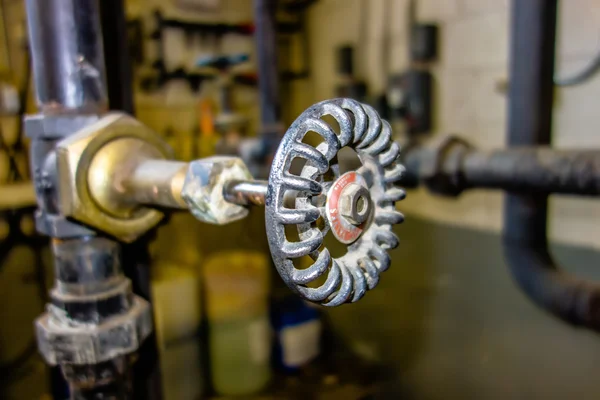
[203,251,272,395]
[271,296,322,372]
[151,263,204,400]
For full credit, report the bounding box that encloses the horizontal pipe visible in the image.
[124,160,188,210]
[399,142,600,197]
[463,147,600,195]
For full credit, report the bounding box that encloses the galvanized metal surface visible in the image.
[266,98,405,306]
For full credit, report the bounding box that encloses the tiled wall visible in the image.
[295,0,600,249]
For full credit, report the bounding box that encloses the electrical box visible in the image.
[388,70,433,135]
[335,45,367,102]
[411,24,438,62]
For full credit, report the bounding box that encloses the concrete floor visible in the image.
[326,215,600,399]
[3,212,600,399]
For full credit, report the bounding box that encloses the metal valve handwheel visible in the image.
[266,98,406,306]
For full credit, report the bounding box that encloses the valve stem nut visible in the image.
[339,183,371,226]
[181,156,253,225]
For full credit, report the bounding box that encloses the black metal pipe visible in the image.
[503,0,600,331]
[457,147,600,196]
[25,2,157,399]
[400,143,600,196]
[99,1,163,397]
[254,0,280,128]
[62,357,131,400]
[463,148,600,195]
[99,0,135,114]
[25,0,107,114]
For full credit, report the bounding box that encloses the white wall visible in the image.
[296,0,600,249]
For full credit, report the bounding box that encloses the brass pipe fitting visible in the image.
[57,113,174,242]
[56,112,258,240]
[124,159,188,210]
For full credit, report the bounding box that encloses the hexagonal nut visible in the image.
[25,114,101,139]
[36,296,152,366]
[181,156,252,224]
[339,183,371,225]
[56,113,173,242]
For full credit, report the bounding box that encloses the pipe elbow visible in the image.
[504,239,600,332]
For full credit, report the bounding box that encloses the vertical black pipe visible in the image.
[503,0,600,331]
[504,0,557,246]
[254,0,280,129]
[99,1,162,398]
[99,0,135,114]
[26,0,107,113]
[100,3,163,400]
[121,235,164,400]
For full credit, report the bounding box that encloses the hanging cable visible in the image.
[554,48,600,86]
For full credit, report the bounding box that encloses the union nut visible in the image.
[181,156,253,224]
[55,113,173,242]
[36,296,152,366]
[419,134,473,196]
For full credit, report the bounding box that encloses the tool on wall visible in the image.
[141,10,255,92]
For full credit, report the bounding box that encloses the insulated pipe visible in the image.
[504,0,600,331]
[25,0,107,114]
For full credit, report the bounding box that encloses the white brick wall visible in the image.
[298,0,600,249]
